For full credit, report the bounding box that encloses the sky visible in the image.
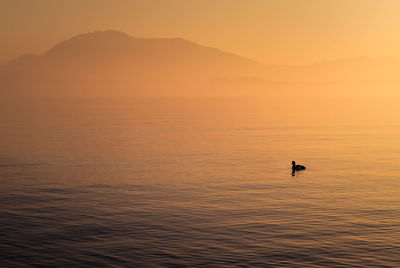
[1,0,400,65]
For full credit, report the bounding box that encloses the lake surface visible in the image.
[0,97,399,267]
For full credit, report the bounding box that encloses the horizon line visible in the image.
[1,29,399,67]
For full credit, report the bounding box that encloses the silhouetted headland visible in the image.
[1,30,400,98]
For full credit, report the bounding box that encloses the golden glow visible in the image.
[2,0,400,64]
[2,1,400,97]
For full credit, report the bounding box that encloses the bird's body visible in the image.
[292,161,306,171]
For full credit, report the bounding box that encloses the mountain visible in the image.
[0,30,266,97]
[1,30,400,97]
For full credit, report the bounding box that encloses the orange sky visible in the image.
[1,0,400,65]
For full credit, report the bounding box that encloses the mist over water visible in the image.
[1,97,399,267]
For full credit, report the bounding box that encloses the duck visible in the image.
[292,161,306,171]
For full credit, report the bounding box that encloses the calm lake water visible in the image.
[0,97,399,267]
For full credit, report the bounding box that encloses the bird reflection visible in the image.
[291,161,306,176]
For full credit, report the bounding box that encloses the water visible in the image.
[1,97,399,267]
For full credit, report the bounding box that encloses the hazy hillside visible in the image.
[1,30,400,97]
[0,30,266,97]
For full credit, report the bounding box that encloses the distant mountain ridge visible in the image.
[1,30,267,97]
[1,30,400,97]
[43,31,257,64]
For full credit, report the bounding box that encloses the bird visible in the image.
[292,161,306,171]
